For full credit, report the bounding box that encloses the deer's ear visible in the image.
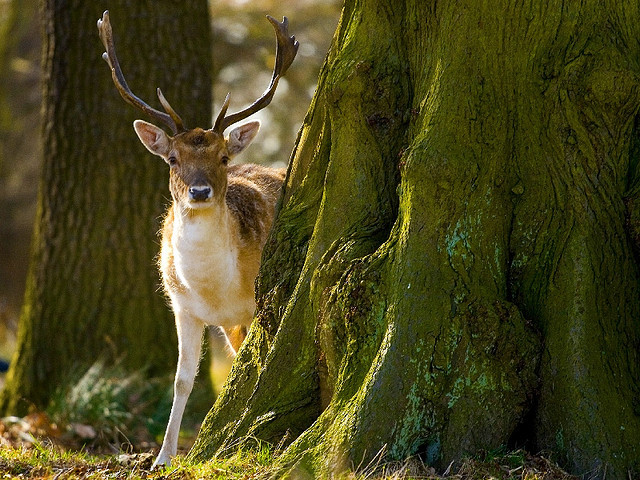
[134,120,171,158]
[227,121,260,156]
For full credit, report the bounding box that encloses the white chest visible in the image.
[167,210,255,327]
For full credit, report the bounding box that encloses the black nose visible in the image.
[188,186,212,202]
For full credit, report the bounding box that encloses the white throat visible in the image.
[172,204,238,292]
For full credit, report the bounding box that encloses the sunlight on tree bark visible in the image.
[189,2,640,479]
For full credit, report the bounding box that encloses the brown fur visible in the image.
[134,119,283,468]
[223,325,249,353]
[158,165,285,296]
[227,165,285,244]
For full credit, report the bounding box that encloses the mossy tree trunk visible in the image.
[189,1,640,478]
[0,0,212,414]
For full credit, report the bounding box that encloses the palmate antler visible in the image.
[97,10,186,134]
[212,15,299,134]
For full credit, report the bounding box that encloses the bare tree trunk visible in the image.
[0,0,212,414]
[189,1,640,479]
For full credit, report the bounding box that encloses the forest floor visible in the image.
[0,412,578,480]
[0,356,577,479]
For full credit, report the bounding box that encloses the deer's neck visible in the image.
[173,202,235,252]
[170,201,240,290]
[164,200,255,327]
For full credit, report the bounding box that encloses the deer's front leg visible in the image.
[153,313,204,468]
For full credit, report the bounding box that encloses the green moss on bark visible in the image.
[191,1,640,479]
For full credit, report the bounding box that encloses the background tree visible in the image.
[189,1,640,479]
[0,0,341,389]
[0,0,40,355]
[0,0,212,414]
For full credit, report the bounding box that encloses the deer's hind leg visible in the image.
[221,325,248,355]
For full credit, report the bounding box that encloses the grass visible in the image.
[0,440,278,479]
[0,360,577,479]
[0,413,578,480]
[0,440,578,480]
[0,443,117,479]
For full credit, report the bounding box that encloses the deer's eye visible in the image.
[168,156,178,166]
[221,156,229,165]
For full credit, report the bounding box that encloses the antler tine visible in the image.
[212,93,231,133]
[157,88,185,132]
[213,15,299,134]
[266,16,298,83]
[97,10,185,134]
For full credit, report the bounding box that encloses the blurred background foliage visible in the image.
[0,0,341,363]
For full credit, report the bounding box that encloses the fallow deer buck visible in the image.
[97,11,298,467]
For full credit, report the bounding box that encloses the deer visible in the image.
[97,11,298,468]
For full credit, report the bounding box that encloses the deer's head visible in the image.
[97,11,298,210]
[132,122,259,209]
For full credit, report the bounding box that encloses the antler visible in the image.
[97,10,186,134]
[212,15,299,134]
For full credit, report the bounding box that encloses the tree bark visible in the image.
[0,0,212,414]
[189,1,640,478]
[0,0,40,324]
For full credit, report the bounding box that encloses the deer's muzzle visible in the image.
[188,185,212,203]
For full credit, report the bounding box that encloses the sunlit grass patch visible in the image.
[0,440,278,480]
[165,442,277,479]
[0,442,112,479]
[0,438,579,480]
